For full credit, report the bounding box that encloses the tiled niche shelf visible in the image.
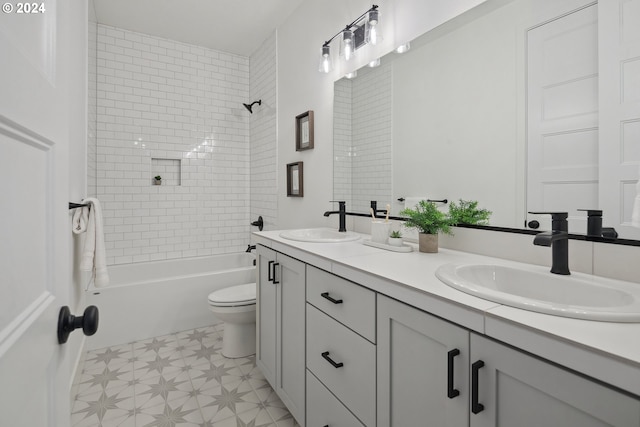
[151,158,182,186]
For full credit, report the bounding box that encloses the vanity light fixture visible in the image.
[318,5,380,74]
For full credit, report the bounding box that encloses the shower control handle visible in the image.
[57,305,99,344]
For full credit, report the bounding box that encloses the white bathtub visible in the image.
[85,253,256,350]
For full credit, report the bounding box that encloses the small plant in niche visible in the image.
[389,230,402,239]
[153,175,162,185]
[448,199,492,226]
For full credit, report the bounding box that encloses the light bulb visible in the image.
[366,10,381,45]
[318,45,332,73]
[341,30,355,61]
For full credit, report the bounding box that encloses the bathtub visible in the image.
[85,253,256,350]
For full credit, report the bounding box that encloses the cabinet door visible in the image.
[276,253,306,425]
[470,334,640,427]
[256,246,277,388]
[377,295,470,427]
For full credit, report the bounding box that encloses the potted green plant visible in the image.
[448,199,492,226]
[153,175,162,185]
[400,200,452,253]
[388,230,403,247]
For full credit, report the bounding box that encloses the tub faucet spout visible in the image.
[245,245,256,253]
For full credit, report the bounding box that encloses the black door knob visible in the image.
[57,305,99,344]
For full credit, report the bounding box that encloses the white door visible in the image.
[0,2,75,425]
[527,4,599,233]
[599,0,640,240]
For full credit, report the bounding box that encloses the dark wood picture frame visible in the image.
[295,110,314,151]
[286,162,304,197]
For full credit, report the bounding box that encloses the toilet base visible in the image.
[221,321,256,358]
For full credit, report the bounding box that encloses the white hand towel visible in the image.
[79,198,110,287]
[632,174,640,229]
[72,205,89,234]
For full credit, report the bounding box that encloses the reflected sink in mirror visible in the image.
[279,228,361,243]
[435,264,640,322]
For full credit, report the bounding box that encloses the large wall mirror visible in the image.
[333,0,640,241]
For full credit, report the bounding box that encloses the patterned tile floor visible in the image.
[72,324,300,427]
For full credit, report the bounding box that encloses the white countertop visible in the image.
[253,229,640,396]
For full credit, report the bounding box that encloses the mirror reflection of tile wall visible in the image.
[334,63,393,214]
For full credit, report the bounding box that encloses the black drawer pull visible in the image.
[320,292,343,304]
[272,262,280,284]
[471,360,485,414]
[321,351,344,368]
[447,348,460,398]
[267,260,274,282]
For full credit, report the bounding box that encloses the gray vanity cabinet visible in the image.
[378,295,640,427]
[377,294,470,426]
[256,245,306,425]
[470,334,640,427]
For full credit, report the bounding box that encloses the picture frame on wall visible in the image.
[287,162,304,197]
[295,110,314,151]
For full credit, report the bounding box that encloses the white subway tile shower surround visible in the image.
[249,32,278,231]
[96,25,250,265]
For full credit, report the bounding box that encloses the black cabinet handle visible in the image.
[272,262,280,284]
[267,260,274,282]
[447,349,460,399]
[471,360,485,414]
[321,351,344,368]
[320,292,343,304]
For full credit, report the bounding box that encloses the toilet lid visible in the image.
[208,283,256,306]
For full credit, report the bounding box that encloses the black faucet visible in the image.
[370,201,388,217]
[530,212,570,275]
[323,201,347,232]
[245,244,256,253]
[577,209,618,239]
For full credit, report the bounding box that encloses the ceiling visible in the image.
[92,0,305,57]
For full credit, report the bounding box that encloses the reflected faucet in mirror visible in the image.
[324,201,347,232]
[530,212,570,276]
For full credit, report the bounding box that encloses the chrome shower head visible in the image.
[243,100,262,114]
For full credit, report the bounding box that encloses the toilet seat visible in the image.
[208,283,256,307]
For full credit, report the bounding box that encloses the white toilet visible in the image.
[207,282,257,358]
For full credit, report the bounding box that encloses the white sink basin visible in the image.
[435,264,640,322]
[279,228,361,243]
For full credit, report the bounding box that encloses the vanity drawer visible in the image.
[306,369,365,427]
[306,265,376,342]
[306,304,376,427]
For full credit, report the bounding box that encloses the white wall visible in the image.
[96,26,251,264]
